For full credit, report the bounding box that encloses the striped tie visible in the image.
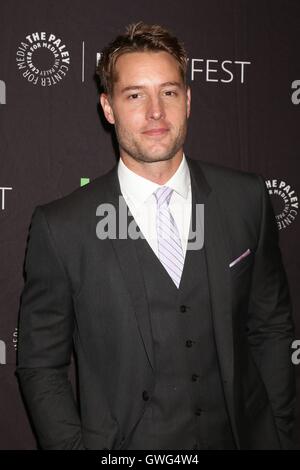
[154,186,184,288]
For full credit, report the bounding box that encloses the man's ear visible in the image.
[100,93,115,124]
[186,86,191,118]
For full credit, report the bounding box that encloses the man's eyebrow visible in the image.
[120,81,183,93]
[160,81,183,88]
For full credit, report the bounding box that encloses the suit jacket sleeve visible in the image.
[247,175,296,449]
[16,207,84,450]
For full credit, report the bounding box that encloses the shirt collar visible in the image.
[117,153,190,209]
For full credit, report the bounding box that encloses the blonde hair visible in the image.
[96,21,188,96]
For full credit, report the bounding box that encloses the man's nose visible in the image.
[147,96,165,120]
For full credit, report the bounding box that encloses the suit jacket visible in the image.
[16,157,296,450]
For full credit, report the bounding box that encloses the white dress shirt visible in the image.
[117,154,192,259]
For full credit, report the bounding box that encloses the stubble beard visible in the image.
[115,120,188,164]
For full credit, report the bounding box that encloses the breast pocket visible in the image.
[229,249,254,279]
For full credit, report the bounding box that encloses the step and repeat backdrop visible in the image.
[0,0,299,449]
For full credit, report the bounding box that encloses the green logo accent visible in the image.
[80,178,90,187]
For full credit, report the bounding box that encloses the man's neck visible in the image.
[120,152,184,185]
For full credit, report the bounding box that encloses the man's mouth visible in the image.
[142,128,169,137]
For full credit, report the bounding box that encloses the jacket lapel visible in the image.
[188,159,234,379]
[188,158,239,446]
[102,165,155,372]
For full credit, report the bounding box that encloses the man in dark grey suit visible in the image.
[16,22,296,450]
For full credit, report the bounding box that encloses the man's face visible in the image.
[100,51,191,164]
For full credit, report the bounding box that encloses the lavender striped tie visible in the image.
[154,186,184,288]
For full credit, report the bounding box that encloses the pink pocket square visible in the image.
[229,248,251,268]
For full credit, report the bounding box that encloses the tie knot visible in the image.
[154,186,173,208]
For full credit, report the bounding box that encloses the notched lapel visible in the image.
[103,168,155,372]
[187,158,240,446]
[188,160,234,380]
[110,236,155,373]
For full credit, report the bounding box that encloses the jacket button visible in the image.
[142,390,149,401]
[195,408,202,416]
[180,305,187,313]
[191,374,199,382]
[186,339,193,348]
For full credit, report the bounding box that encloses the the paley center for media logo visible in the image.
[16,32,70,86]
[265,179,298,230]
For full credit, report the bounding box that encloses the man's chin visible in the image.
[134,150,178,164]
[142,155,174,163]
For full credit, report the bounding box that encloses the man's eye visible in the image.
[164,90,177,96]
[128,93,140,99]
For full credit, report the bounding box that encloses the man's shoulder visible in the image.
[187,157,263,197]
[36,165,118,223]
[188,157,260,184]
